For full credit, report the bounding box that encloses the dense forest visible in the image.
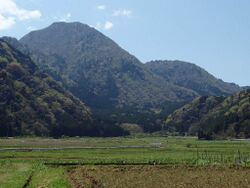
[165,90,250,139]
[0,40,128,137]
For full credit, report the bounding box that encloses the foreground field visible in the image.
[0,136,250,187]
[69,165,250,188]
[1,162,250,188]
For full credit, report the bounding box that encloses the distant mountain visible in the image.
[145,60,241,96]
[242,86,250,90]
[11,22,198,131]
[0,39,92,137]
[164,90,250,139]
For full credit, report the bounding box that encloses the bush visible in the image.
[6,62,25,79]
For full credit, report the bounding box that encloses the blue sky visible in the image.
[0,0,249,86]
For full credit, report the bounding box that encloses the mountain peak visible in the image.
[21,21,97,42]
[17,22,198,128]
[20,21,126,59]
[49,21,93,30]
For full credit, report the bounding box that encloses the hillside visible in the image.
[242,86,250,90]
[15,22,198,131]
[0,39,92,137]
[145,60,241,96]
[164,90,250,139]
[164,96,225,134]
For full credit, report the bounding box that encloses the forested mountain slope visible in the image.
[1,22,243,132]
[145,60,241,96]
[17,22,198,131]
[0,39,92,137]
[165,90,250,139]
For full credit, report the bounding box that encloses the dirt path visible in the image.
[22,172,34,188]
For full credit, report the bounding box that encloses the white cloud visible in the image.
[112,9,132,17]
[92,21,114,30]
[59,13,71,22]
[97,5,106,10]
[0,0,41,30]
[104,21,113,30]
[0,14,15,30]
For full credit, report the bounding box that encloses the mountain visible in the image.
[242,86,250,90]
[164,96,225,135]
[0,39,92,137]
[2,22,243,133]
[164,90,250,139]
[145,60,241,96]
[12,22,199,131]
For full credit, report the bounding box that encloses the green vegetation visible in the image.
[0,137,250,187]
[1,23,249,187]
[0,40,92,137]
[0,161,70,188]
[145,60,240,96]
[28,164,70,188]
[0,162,32,188]
[0,39,130,138]
[1,137,250,165]
[2,23,246,134]
[165,96,225,135]
[7,22,203,131]
[165,90,250,139]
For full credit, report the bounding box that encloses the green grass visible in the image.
[28,163,70,188]
[0,161,32,188]
[0,137,250,165]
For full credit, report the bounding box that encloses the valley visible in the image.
[0,4,249,186]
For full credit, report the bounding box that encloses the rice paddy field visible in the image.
[0,136,250,187]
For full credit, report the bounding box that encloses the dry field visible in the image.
[68,165,250,188]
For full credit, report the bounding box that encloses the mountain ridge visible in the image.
[145,60,241,96]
